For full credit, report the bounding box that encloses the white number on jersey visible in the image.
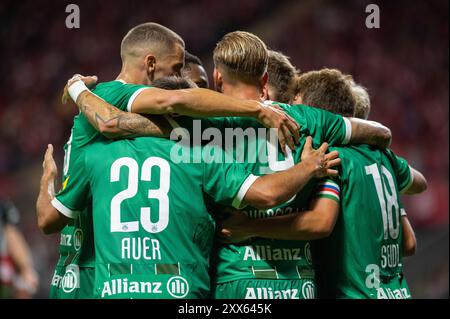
[63,129,74,176]
[110,157,170,233]
[365,164,400,240]
[263,129,296,204]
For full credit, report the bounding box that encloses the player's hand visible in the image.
[301,136,341,178]
[256,103,300,154]
[42,144,58,181]
[62,74,98,104]
[218,208,253,244]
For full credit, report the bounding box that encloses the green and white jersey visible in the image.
[312,145,413,299]
[56,80,149,270]
[212,103,352,285]
[170,102,352,285]
[57,81,148,267]
[52,137,257,299]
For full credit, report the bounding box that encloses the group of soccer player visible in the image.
[35,22,427,299]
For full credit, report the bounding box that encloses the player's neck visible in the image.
[116,65,151,86]
[222,82,264,102]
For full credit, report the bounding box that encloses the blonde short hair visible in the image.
[213,31,268,82]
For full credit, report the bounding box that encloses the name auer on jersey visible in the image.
[101,278,162,298]
[245,287,299,299]
[244,245,301,261]
[377,287,411,299]
[121,237,161,261]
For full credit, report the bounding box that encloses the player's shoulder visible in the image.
[332,145,401,170]
[380,148,408,171]
[381,147,398,160]
[81,138,112,161]
[92,80,123,92]
[92,80,150,94]
[265,100,299,113]
[270,101,336,120]
[265,100,308,122]
[330,144,377,161]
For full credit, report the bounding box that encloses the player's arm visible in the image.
[76,90,171,139]
[389,151,427,195]
[402,167,427,195]
[221,197,339,243]
[78,91,171,140]
[243,137,340,209]
[66,76,300,151]
[4,224,39,295]
[347,117,392,149]
[401,210,417,256]
[389,152,420,255]
[135,87,301,150]
[36,145,70,234]
[398,166,422,255]
[301,105,391,149]
[62,76,170,139]
[205,137,340,212]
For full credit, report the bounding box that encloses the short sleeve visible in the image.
[124,85,150,112]
[202,161,258,210]
[283,104,351,147]
[386,150,413,194]
[312,178,341,204]
[318,110,351,146]
[52,151,91,219]
[93,82,151,112]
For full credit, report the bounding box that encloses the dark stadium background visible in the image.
[0,0,448,298]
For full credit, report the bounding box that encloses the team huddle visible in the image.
[36,23,427,299]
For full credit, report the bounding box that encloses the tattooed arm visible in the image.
[75,91,171,139]
[62,75,171,139]
[64,75,300,150]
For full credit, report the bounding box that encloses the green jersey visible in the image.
[52,136,256,299]
[312,145,413,299]
[211,103,352,287]
[170,102,352,289]
[51,80,149,297]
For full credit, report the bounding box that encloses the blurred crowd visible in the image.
[0,0,447,298]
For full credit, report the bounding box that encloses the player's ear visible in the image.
[145,54,157,81]
[213,68,223,93]
[293,93,303,105]
[261,72,269,87]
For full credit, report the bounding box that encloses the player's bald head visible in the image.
[120,23,185,62]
